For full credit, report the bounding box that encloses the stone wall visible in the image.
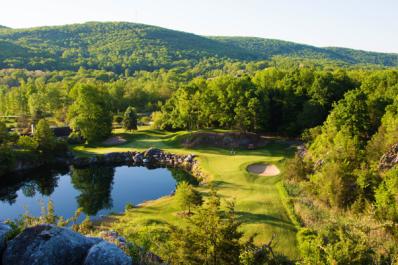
[70,148,208,183]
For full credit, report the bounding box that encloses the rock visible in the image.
[184,154,194,163]
[84,241,132,265]
[2,225,99,265]
[297,145,307,158]
[103,152,130,164]
[144,148,162,157]
[133,153,143,163]
[98,230,127,246]
[0,223,11,256]
[379,143,398,171]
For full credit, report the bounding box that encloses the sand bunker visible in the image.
[102,136,127,146]
[247,163,280,176]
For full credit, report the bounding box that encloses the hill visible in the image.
[212,36,398,66]
[0,21,397,73]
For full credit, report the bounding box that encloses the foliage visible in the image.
[0,145,15,175]
[17,135,39,151]
[284,154,310,181]
[164,191,242,265]
[375,167,398,222]
[67,131,85,144]
[67,84,113,143]
[159,68,357,135]
[297,225,376,265]
[174,181,202,214]
[0,22,397,74]
[0,121,11,144]
[5,200,86,236]
[122,106,138,131]
[34,119,56,153]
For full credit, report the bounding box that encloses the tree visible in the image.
[67,84,112,143]
[122,106,138,131]
[17,136,39,151]
[0,145,15,176]
[71,166,115,215]
[375,167,398,222]
[165,190,242,265]
[175,181,202,214]
[0,121,10,144]
[34,119,56,153]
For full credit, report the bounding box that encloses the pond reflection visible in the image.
[0,164,193,221]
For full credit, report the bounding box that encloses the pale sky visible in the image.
[1,0,397,53]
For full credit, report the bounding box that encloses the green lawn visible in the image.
[72,128,299,258]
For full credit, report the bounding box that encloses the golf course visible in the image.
[72,128,299,258]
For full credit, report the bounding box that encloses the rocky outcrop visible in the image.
[0,223,11,259]
[379,143,398,171]
[84,241,132,265]
[2,225,132,265]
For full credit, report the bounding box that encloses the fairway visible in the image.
[73,128,299,258]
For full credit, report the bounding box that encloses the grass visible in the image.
[72,127,299,258]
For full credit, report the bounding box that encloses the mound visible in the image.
[247,163,280,176]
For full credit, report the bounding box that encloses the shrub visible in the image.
[125,202,135,211]
[17,136,39,151]
[0,145,15,176]
[175,181,202,214]
[67,131,85,144]
[123,106,138,131]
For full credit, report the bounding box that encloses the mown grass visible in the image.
[72,127,299,258]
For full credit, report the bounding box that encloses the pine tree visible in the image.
[123,106,138,131]
[175,181,202,214]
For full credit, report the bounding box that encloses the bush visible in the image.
[114,115,123,125]
[125,202,135,211]
[283,154,310,181]
[151,111,164,129]
[175,181,202,214]
[0,145,15,176]
[123,106,138,131]
[17,136,39,151]
[67,131,85,145]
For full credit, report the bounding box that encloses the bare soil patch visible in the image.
[247,163,280,176]
[102,136,127,146]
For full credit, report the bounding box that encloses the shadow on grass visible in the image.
[236,211,297,232]
[211,180,250,190]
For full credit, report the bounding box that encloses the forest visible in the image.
[1,21,398,265]
[0,22,398,74]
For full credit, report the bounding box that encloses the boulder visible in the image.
[144,148,162,157]
[133,153,144,163]
[184,154,195,163]
[98,230,128,249]
[2,225,99,265]
[84,241,132,265]
[0,223,11,257]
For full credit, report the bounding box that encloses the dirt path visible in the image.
[247,163,280,176]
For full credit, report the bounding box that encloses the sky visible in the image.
[1,0,397,53]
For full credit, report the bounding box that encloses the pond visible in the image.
[0,164,197,222]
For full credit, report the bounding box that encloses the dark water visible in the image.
[0,164,196,221]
